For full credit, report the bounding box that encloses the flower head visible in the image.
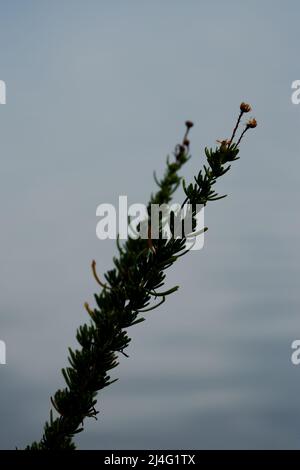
[246,118,257,128]
[185,120,194,129]
[240,102,252,113]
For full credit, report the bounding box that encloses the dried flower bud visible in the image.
[183,138,190,147]
[175,144,185,154]
[174,144,185,161]
[246,118,257,128]
[185,120,194,129]
[240,102,252,113]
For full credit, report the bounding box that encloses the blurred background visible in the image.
[0,0,299,449]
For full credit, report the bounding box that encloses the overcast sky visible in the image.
[0,0,300,449]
